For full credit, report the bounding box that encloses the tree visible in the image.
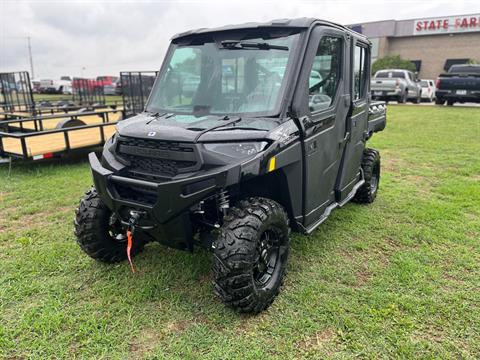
[372,55,417,74]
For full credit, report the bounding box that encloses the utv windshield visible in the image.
[146,31,300,118]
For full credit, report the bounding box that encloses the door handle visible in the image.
[307,140,317,155]
[339,132,350,147]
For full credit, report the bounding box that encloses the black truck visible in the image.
[74,18,386,313]
[435,64,480,105]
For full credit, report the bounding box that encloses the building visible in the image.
[349,13,480,79]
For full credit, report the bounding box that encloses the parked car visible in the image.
[39,78,72,94]
[31,79,41,93]
[371,69,422,103]
[419,79,436,102]
[74,18,386,313]
[435,65,480,105]
[103,80,119,95]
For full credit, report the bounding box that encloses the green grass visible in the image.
[1,105,479,359]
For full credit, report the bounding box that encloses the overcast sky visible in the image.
[1,0,479,79]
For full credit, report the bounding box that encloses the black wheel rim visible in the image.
[253,229,280,287]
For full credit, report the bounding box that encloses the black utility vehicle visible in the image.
[435,64,480,105]
[75,18,386,313]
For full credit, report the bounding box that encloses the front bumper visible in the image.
[89,152,241,249]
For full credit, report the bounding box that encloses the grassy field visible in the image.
[1,105,479,359]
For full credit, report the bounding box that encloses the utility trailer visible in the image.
[0,110,121,160]
[0,71,120,121]
[0,71,156,161]
[120,71,158,117]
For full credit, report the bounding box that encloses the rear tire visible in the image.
[74,187,145,262]
[435,98,444,105]
[213,197,290,313]
[353,148,380,204]
[447,100,454,106]
[398,92,407,104]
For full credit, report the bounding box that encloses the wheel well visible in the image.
[236,170,297,228]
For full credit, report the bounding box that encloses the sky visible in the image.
[1,0,480,79]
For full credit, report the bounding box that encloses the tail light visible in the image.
[395,79,400,88]
[435,78,441,88]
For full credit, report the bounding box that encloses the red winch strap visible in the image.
[126,230,135,273]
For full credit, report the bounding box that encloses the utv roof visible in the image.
[172,17,368,41]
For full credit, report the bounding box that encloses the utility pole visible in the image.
[27,36,34,79]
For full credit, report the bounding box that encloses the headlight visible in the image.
[204,141,268,158]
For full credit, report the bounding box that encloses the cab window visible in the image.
[308,36,342,113]
[353,44,368,100]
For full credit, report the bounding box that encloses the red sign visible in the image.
[413,14,480,35]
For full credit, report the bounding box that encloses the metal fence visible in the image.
[120,71,158,117]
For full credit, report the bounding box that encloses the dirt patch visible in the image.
[165,319,190,333]
[194,313,225,332]
[0,205,72,235]
[129,327,162,358]
[355,267,371,287]
[296,328,336,351]
[382,155,411,173]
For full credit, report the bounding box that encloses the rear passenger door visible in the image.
[335,39,370,201]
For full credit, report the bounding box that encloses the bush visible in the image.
[372,55,417,74]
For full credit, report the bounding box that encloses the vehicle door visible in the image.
[291,26,350,228]
[335,38,370,201]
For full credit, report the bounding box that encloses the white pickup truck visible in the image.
[371,69,422,104]
[39,77,72,94]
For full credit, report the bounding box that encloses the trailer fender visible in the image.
[55,118,87,129]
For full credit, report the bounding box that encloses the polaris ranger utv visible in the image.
[74,18,386,313]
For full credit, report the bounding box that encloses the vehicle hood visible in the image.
[116,112,280,143]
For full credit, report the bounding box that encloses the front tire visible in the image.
[213,197,290,313]
[74,187,145,262]
[353,148,380,204]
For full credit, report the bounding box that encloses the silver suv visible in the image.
[371,69,422,103]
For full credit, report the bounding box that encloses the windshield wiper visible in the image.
[145,111,171,124]
[214,126,267,132]
[192,115,242,142]
[220,40,288,51]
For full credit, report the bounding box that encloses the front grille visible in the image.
[117,136,198,180]
[127,156,196,178]
[114,182,158,205]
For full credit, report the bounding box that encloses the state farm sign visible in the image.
[413,14,480,35]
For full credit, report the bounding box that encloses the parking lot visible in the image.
[1,104,479,359]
